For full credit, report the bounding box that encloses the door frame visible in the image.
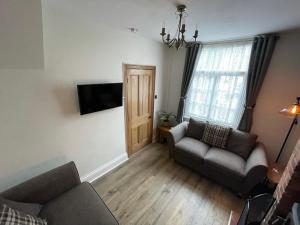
[123,64,156,157]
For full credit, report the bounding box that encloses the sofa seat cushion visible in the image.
[175,137,210,162]
[39,182,118,225]
[204,147,246,181]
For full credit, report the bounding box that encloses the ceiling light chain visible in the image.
[160,5,199,50]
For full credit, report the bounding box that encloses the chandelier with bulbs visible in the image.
[160,5,199,50]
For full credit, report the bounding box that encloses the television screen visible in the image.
[77,83,123,115]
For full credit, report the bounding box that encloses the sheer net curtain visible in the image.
[184,41,253,128]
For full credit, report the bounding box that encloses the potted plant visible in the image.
[159,112,176,127]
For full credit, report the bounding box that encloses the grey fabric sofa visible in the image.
[0,162,118,225]
[167,118,268,197]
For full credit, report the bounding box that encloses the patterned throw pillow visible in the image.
[202,123,231,149]
[0,204,47,225]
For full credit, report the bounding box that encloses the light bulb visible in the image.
[292,105,297,114]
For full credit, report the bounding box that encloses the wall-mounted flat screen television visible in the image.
[77,83,123,115]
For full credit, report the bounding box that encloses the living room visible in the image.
[0,0,300,225]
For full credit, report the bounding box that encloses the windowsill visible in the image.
[183,115,236,128]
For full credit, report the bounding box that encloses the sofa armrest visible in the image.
[167,122,188,158]
[242,143,268,196]
[0,161,81,204]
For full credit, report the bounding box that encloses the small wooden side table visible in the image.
[158,126,171,144]
[228,164,284,225]
[249,163,284,197]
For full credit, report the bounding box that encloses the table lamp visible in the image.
[276,97,300,163]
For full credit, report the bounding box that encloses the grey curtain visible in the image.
[177,43,201,122]
[238,34,278,132]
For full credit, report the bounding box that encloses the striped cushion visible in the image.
[202,123,231,149]
[0,204,47,225]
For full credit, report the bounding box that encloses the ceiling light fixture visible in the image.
[160,4,198,50]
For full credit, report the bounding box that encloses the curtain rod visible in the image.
[186,34,279,46]
[201,37,254,45]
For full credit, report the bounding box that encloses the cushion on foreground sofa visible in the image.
[167,118,268,197]
[0,162,118,225]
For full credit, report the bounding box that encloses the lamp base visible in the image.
[275,116,298,163]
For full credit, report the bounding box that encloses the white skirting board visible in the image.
[81,153,128,183]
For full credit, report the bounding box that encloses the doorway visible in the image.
[124,64,156,156]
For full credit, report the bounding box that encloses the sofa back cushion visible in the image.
[186,118,206,140]
[0,161,81,204]
[226,130,258,160]
[0,197,42,216]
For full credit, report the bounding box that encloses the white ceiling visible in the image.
[50,0,300,42]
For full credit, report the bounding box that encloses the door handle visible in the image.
[148,116,152,119]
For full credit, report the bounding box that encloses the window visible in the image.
[184,41,253,128]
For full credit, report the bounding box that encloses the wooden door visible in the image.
[124,65,155,156]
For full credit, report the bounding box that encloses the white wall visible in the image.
[0,0,168,191]
[252,30,300,166]
[165,30,300,166]
[0,0,44,69]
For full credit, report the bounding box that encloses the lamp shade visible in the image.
[279,100,300,117]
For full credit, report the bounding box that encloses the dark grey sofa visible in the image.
[0,162,118,225]
[167,118,268,197]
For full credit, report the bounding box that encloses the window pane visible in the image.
[184,42,252,128]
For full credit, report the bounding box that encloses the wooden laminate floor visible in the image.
[93,143,243,225]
